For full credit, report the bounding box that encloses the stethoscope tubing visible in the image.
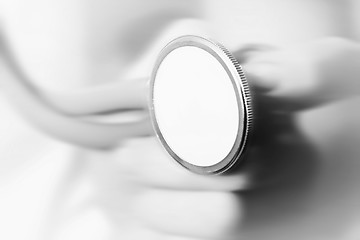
[0,29,152,149]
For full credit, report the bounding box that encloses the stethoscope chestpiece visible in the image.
[150,35,252,175]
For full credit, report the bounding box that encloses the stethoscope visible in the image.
[0,33,252,175]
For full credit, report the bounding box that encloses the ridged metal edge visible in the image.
[209,39,253,172]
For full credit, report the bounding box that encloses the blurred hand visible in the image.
[81,38,360,240]
[237,38,360,110]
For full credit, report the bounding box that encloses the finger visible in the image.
[163,235,209,240]
[232,44,276,64]
[132,188,243,239]
[241,47,319,111]
[44,77,149,115]
[110,137,251,191]
[233,44,279,93]
[242,61,280,93]
[240,39,360,112]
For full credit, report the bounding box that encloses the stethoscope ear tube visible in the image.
[0,30,152,149]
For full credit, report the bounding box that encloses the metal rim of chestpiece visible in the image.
[149,35,253,175]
